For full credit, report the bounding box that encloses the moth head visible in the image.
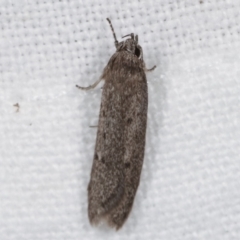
[118,33,143,60]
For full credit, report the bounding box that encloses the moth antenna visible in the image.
[106,18,118,48]
[122,33,134,39]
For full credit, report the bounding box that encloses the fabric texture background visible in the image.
[0,0,240,239]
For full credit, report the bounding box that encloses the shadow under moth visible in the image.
[77,18,156,230]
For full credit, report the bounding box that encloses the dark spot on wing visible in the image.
[125,162,130,168]
[127,118,133,124]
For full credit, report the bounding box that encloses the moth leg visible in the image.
[144,65,156,72]
[76,77,103,90]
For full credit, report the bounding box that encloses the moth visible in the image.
[77,18,156,230]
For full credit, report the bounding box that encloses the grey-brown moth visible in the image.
[76,18,156,230]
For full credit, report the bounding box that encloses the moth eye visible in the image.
[134,47,141,58]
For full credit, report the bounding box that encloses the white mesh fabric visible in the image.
[0,0,240,239]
